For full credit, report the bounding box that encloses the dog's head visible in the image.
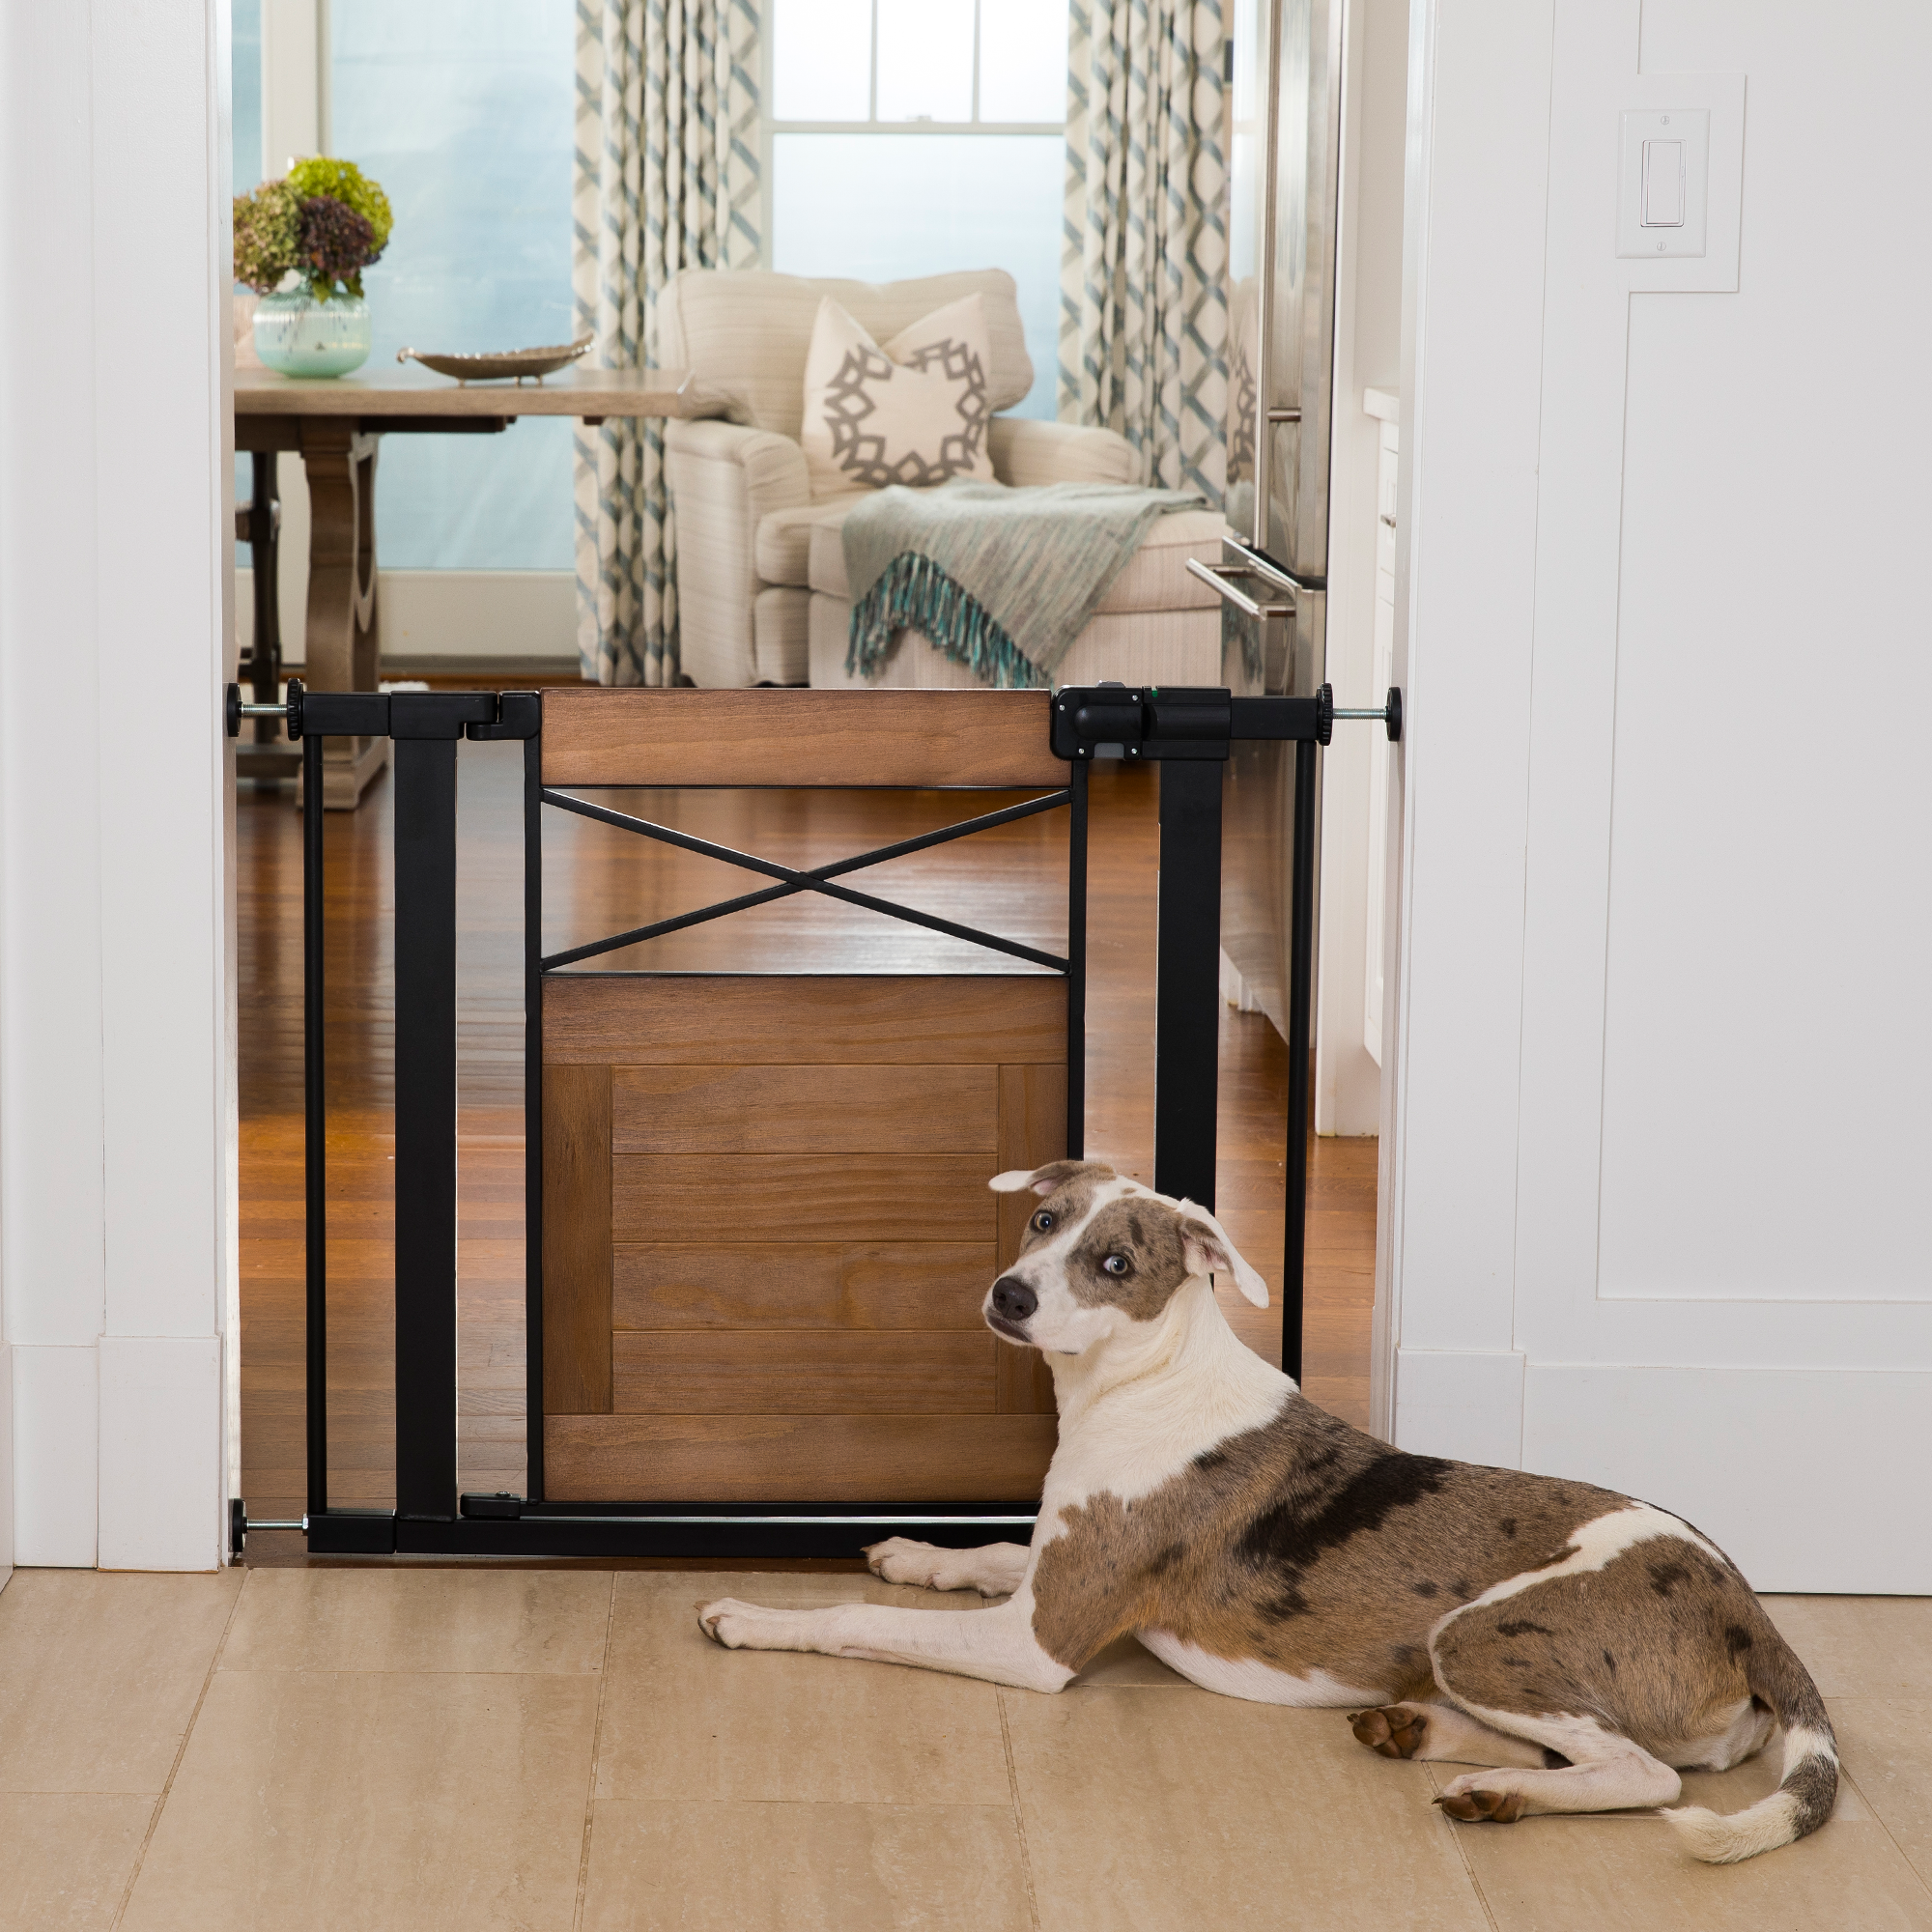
[980,1160,1268,1355]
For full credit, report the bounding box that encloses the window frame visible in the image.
[761,0,1067,266]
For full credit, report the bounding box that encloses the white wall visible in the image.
[235,565,577,664]
[1378,0,1932,1588]
[0,0,235,1572]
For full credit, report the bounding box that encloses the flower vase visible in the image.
[253,288,373,379]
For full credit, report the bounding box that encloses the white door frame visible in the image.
[1,0,236,1572]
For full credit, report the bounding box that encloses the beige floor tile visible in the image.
[1434,1763,1931,1931]
[1681,1749,1873,1819]
[581,1799,1033,1931]
[219,1566,612,1675]
[1761,1596,1932,1698]
[597,1571,1013,1807]
[1071,1634,1189,1689]
[0,1570,242,1794]
[1833,1698,1932,1884]
[0,1793,156,1931]
[119,1668,599,1931]
[1002,1687,1492,1931]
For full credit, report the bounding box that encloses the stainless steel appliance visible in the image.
[1196,0,1346,1037]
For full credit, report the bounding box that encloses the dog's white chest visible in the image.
[1135,1632,1383,1707]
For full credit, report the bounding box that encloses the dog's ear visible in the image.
[1177,1206,1270,1308]
[989,1158,1115,1198]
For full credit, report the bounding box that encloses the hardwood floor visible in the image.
[238,750,1378,1520]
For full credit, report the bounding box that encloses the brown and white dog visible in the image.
[698,1160,1836,1862]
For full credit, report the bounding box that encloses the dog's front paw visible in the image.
[1435,1776,1527,1824]
[1351,1704,1430,1760]
[696,1598,769,1649]
[865,1537,948,1589]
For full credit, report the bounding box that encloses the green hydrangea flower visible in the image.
[233,158,393,302]
[233,178,302,294]
[284,156,393,257]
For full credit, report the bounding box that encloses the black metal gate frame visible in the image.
[224,679,1398,1559]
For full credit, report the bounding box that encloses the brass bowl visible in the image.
[396,336,594,385]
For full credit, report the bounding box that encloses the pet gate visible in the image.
[223,680,1398,1558]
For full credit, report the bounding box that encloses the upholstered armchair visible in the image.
[657,267,1225,689]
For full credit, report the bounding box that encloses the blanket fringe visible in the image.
[846,552,1041,690]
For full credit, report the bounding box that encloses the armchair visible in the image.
[658,268,1226,689]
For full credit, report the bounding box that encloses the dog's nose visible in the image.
[991,1277,1037,1322]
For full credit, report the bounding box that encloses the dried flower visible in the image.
[233,178,302,294]
[284,156,393,259]
[232,157,391,301]
[298,195,378,298]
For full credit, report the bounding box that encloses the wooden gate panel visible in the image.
[542,972,1065,1501]
[613,1153,997,1243]
[611,1064,999,1153]
[545,1413,1061,1505]
[612,1243,994,1330]
[542,974,1064,1065]
[541,687,1063,789]
[611,1331,996,1414]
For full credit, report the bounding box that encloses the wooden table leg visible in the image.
[300,417,390,810]
[248,452,282,712]
[235,449,304,782]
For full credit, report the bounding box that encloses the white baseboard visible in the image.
[0,1340,12,1589]
[238,568,576,661]
[1219,947,1265,1014]
[1392,1349,1525,1467]
[99,1337,222,1573]
[1524,1364,1932,1594]
[1392,1354,1931,1590]
[14,1345,98,1567]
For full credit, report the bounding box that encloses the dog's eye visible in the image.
[1102,1254,1130,1277]
[1033,1210,1054,1232]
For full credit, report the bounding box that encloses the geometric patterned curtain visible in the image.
[1058,0,1228,503]
[572,0,761,685]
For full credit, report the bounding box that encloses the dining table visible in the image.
[233,361,730,807]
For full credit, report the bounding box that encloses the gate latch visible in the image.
[1049,680,1401,761]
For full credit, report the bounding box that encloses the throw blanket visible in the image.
[844,478,1206,688]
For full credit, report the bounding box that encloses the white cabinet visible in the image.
[1363,389,1399,1065]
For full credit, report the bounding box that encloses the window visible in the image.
[232,0,265,515]
[233,0,265,194]
[768,0,1069,419]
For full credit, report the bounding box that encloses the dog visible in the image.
[697,1159,1836,1862]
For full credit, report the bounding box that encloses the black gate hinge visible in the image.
[464,691,541,741]
[223,683,542,742]
[460,1492,526,1520]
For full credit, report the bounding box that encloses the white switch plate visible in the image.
[1617,108,1709,257]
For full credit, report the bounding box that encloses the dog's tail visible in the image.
[1662,1617,1837,1864]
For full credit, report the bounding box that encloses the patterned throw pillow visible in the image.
[800,295,995,495]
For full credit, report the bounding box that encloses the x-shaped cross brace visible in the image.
[539,787,1074,973]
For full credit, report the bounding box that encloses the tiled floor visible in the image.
[2,1566,1928,1930]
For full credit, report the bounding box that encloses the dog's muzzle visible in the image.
[985,1274,1037,1341]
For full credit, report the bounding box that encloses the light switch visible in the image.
[1641,139,1685,226]
[1618,108,1710,256]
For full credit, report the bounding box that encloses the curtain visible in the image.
[1059,0,1229,501]
[572,0,761,686]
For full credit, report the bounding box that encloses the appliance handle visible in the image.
[1185,558,1296,620]
[1251,0,1281,550]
